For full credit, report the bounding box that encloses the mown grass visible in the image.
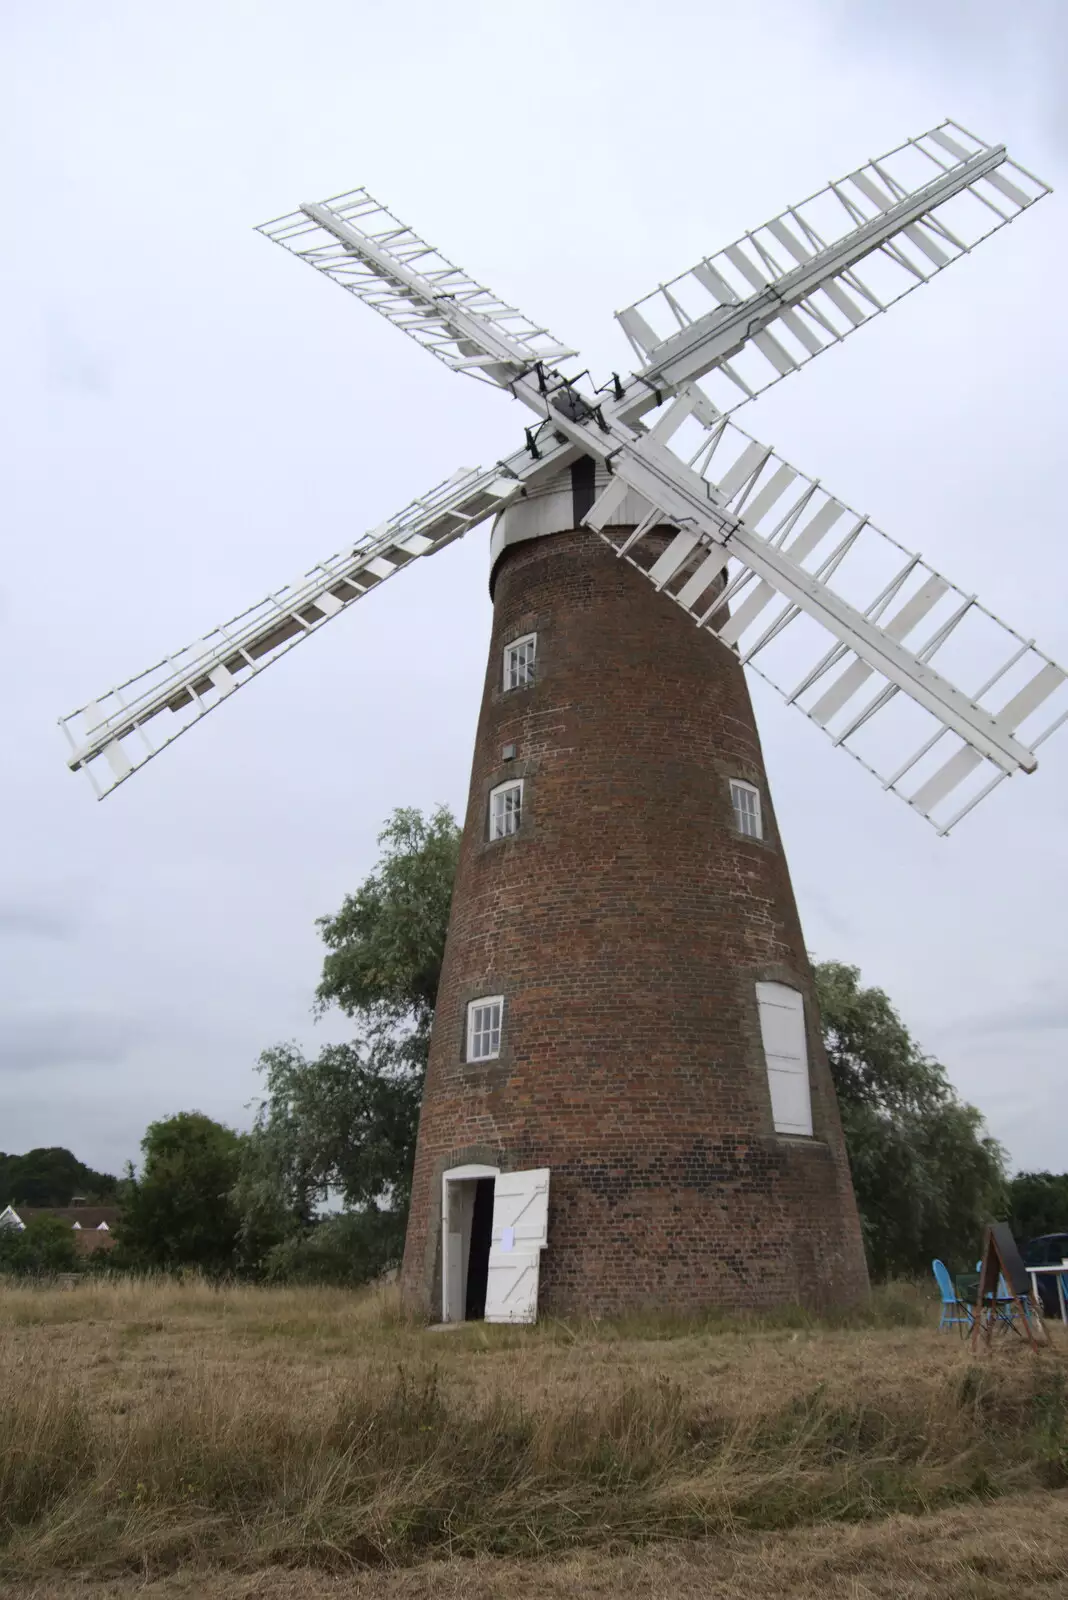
[0,1276,1065,1589]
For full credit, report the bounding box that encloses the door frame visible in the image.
[441,1163,499,1322]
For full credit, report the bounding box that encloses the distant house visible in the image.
[0,1203,119,1254]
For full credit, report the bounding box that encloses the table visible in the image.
[1026,1264,1068,1325]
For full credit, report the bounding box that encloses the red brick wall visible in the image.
[400,527,869,1317]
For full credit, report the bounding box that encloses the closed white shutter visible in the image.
[484,1168,550,1324]
[756,982,813,1136]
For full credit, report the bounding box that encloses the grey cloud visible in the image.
[819,0,1068,145]
[0,1011,141,1071]
[0,904,76,941]
[45,316,110,396]
[796,882,858,948]
[945,996,1068,1037]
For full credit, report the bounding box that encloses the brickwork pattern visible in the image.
[400,528,869,1317]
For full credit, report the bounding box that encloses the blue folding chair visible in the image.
[933,1259,973,1333]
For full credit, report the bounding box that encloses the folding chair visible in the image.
[932,1259,973,1334]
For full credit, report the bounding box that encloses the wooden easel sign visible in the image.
[970,1221,1048,1350]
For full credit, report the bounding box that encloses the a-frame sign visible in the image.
[970,1222,1048,1351]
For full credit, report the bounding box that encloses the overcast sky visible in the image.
[2,0,1066,1181]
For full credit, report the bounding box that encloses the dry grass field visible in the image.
[1,1277,1066,1598]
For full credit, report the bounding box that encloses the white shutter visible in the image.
[484,1168,550,1324]
[756,982,813,1136]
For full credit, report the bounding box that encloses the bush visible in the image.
[0,1216,81,1277]
[263,1208,405,1287]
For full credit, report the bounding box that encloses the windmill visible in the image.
[62,120,1064,1324]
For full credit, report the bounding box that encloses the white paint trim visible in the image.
[441,1164,500,1323]
[730,778,763,839]
[489,778,523,840]
[466,995,503,1061]
[502,632,537,691]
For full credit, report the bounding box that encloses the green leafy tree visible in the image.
[0,1214,81,1276]
[315,804,460,1034]
[0,1147,117,1207]
[1006,1171,1068,1243]
[815,960,1006,1278]
[263,1210,404,1287]
[116,1112,244,1275]
[238,806,460,1283]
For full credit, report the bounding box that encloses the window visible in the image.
[489,779,523,840]
[467,996,503,1061]
[755,982,813,1136]
[730,779,763,839]
[503,633,537,690]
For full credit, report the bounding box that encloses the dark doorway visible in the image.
[465,1176,495,1320]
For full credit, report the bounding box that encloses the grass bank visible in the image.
[1,1277,1065,1591]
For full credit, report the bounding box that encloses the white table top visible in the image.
[1026,1263,1068,1274]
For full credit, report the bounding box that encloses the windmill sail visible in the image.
[616,120,1050,414]
[60,465,528,798]
[258,190,578,388]
[62,125,1062,831]
[584,403,1068,834]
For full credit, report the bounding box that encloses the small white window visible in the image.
[503,633,537,691]
[467,996,503,1061]
[730,779,763,839]
[756,982,813,1136]
[489,779,523,840]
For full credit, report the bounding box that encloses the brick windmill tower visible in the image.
[62,121,1064,1322]
[399,475,868,1322]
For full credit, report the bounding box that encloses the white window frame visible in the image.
[489,778,523,840]
[755,982,813,1137]
[730,778,763,840]
[503,632,537,691]
[467,995,504,1062]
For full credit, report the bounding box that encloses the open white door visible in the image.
[484,1168,550,1324]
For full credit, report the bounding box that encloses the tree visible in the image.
[315,804,461,1036]
[0,1147,117,1207]
[116,1112,244,1274]
[250,1040,425,1214]
[815,961,1006,1278]
[1005,1171,1068,1243]
[0,1214,81,1277]
[238,806,460,1283]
